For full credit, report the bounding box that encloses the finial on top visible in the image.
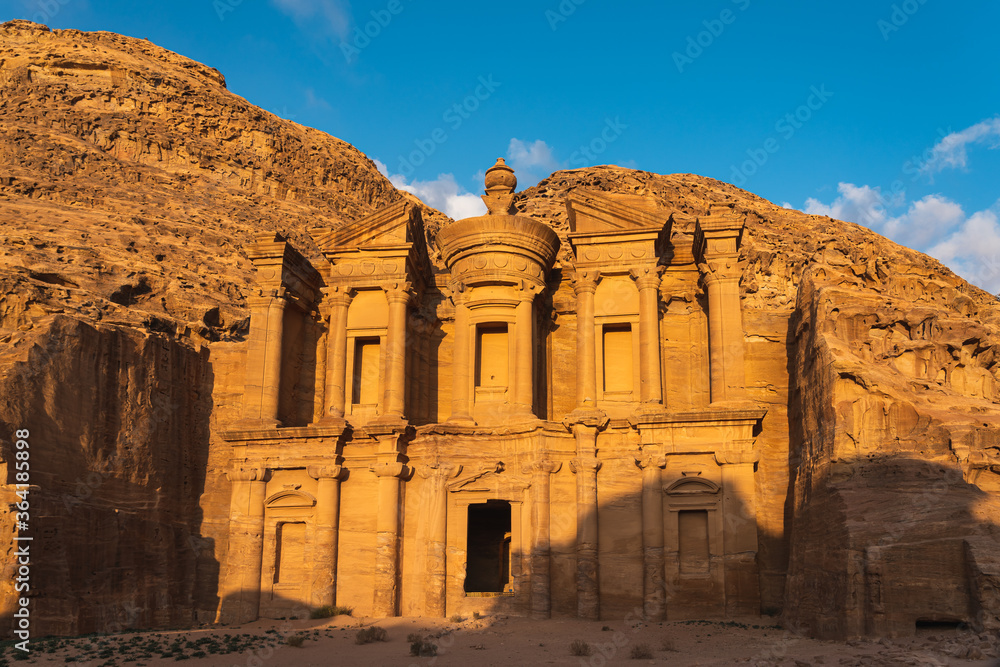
[482,157,517,215]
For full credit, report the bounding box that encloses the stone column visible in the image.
[417,463,462,617]
[630,267,663,406]
[308,465,344,608]
[219,468,268,624]
[322,288,352,421]
[448,283,474,423]
[382,281,411,418]
[514,284,538,416]
[636,454,666,621]
[242,290,287,426]
[716,447,760,616]
[571,425,601,619]
[574,271,599,408]
[702,260,746,404]
[371,458,407,616]
[525,459,562,619]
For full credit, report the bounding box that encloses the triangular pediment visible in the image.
[310,200,422,253]
[566,190,667,234]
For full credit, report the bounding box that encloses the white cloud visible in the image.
[882,194,964,249]
[507,139,559,172]
[803,182,1000,293]
[506,138,561,188]
[804,182,897,228]
[921,117,1000,174]
[374,159,486,220]
[271,0,351,40]
[927,207,1000,291]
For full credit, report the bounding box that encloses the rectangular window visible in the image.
[274,522,306,584]
[678,510,710,575]
[475,324,509,388]
[351,337,380,405]
[602,324,633,393]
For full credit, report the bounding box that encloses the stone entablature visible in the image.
[217,158,767,626]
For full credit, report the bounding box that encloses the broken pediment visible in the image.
[566,189,668,234]
[310,200,423,253]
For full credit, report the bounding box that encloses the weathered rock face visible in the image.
[0,18,420,635]
[1,20,999,639]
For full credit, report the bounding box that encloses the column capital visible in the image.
[569,457,602,474]
[382,280,413,304]
[227,467,269,483]
[629,266,662,291]
[446,280,467,306]
[416,462,463,481]
[322,284,355,307]
[565,412,610,432]
[307,464,344,481]
[634,455,667,470]
[370,461,410,479]
[516,280,543,301]
[247,288,289,310]
[698,257,741,287]
[522,459,562,476]
[714,441,760,465]
[572,269,600,295]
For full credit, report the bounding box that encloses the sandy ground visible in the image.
[4,614,999,666]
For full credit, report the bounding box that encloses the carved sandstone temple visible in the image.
[217,159,767,622]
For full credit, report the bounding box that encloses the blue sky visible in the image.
[6,0,1000,291]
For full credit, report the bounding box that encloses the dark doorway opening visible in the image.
[915,618,964,633]
[464,500,511,593]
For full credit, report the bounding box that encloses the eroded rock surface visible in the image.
[1,19,999,639]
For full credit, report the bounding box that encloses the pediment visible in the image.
[664,477,720,495]
[264,489,317,508]
[566,190,667,235]
[447,462,529,494]
[310,200,423,253]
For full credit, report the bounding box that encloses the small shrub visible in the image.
[630,643,653,659]
[569,640,592,656]
[472,611,481,620]
[311,605,353,619]
[449,614,464,623]
[601,625,612,631]
[660,637,678,652]
[355,626,388,645]
[286,635,305,648]
[409,639,438,657]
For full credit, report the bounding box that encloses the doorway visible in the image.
[464,500,511,593]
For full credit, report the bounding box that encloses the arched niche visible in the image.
[264,489,317,509]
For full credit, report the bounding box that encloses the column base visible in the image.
[446,413,476,426]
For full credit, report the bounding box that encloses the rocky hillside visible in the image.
[0,19,419,343]
[1,19,999,637]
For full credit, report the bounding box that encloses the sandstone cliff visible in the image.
[2,19,998,638]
